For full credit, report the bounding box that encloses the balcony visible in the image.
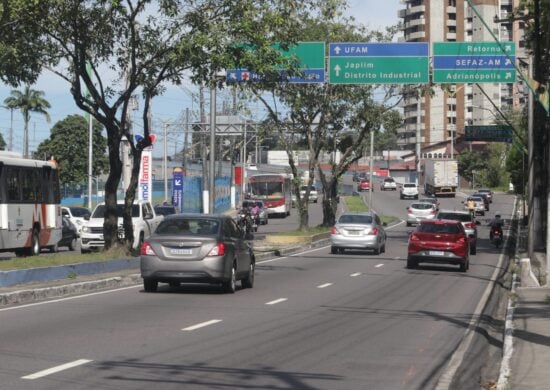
[447,19,457,27]
[398,5,426,18]
[408,30,426,40]
[404,18,426,29]
[447,6,457,14]
[446,32,457,40]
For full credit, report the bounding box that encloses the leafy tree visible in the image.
[457,150,486,188]
[3,85,50,157]
[247,5,401,227]
[0,132,6,150]
[0,0,315,251]
[34,115,108,188]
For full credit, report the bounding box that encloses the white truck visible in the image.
[80,200,163,253]
[423,159,458,197]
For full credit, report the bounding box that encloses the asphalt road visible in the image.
[0,189,515,389]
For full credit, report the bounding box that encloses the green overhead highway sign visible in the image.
[433,42,516,83]
[465,125,513,143]
[328,43,429,84]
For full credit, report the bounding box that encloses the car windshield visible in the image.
[70,207,90,217]
[92,205,140,218]
[470,197,483,202]
[418,223,460,234]
[156,218,220,235]
[338,214,373,224]
[155,206,176,216]
[437,212,472,222]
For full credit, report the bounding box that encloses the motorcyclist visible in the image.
[466,197,476,219]
[490,214,504,241]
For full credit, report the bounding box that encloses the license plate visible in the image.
[347,230,361,236]
[429,251,444,256]
[170,248,192,255]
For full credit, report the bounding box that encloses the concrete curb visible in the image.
[0,258,140,288]
[0,273,142,307]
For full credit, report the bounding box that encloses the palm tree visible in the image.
[4,86,51,157]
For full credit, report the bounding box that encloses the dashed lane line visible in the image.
[22,359,93,380]
[265,298,288,305]
[317,283,333,289]
[182,319,222,331]
[350,272,361,277]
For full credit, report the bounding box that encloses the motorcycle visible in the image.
[237,209,253,236]
[490,226,503,249]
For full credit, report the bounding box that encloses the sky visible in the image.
[0,0,402,157]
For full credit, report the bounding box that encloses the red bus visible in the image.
[247,174,292,217]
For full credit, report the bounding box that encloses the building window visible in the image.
[448,0,456,6]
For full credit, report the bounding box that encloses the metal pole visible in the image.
[528,57,535,257]
[209,84,216,214]
[416,95,422,185]
[88,114,93,210]
[9,108,13,151]
[163,122,168,202]
[368,130,374,210]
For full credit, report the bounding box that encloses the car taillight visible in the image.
[368,227,378,235]
[457,236,467,244]
[409,233,420,241]
[141,242,156,256]
[331,226,340,235]
[207,242,226,256]
[430,209,436,214]
[407,208,413,214]
[465,222,476,229]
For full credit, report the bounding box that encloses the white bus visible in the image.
[0,151,62,256]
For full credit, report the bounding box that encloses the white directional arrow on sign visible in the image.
[505,59,512,66]
[505,72,512,80]
[175,179,182,186]
[334,46,341,55]
[334,65,341,77]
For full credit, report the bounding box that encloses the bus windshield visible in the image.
[249,181,283,198]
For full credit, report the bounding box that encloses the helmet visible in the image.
[495,214,501,218]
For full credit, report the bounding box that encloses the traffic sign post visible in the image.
[226,41,325,83]
[328,42,429,84]
[433,42,516,83]
[464,125,513,143]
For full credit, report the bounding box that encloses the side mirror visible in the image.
[468,234,475,238]
[84,215,90,221]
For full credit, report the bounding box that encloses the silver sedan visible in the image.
[330,212,386,255]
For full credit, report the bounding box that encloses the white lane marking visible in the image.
[0,285,141,313]
[182,319,222,331]
[393,257,401,260]
[317,283,332,289]
[375,264,384,268]
[350,272,361,277]
[22,359,92,380]
[265,298,288,305]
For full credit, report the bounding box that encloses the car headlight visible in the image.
[82,226,90,233]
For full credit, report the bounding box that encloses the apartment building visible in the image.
[397,0,526,151]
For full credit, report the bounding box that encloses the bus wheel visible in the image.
[28,229,40,256]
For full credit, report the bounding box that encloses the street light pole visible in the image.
[368,130,374,210]
[163,122,169,203]
[209,83,216,215]
[88,114,93,210]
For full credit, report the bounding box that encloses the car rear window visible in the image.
[404,184,416,188]
[338,214,373,224]
[437,213,472,222]
[156,218,220,235]
[384,178,394,182]
[411,203,433,210]
[418,223,461,234]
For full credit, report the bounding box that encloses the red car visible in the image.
[357,179,373,192]
[407,219,471,272]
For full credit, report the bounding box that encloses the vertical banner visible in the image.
[138,148,153,201]
[172,167,184,212]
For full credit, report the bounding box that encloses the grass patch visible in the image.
[0,247,134,271]
[343,196,369,212]
[271,226,330,237]
[343,196,400,226]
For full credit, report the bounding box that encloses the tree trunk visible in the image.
[103,130,123,250]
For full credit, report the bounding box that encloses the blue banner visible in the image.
[172,168,184,212]
[433,55,515,69]
[329,42,429,57]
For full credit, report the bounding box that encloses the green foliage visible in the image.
[33,115,108,187]
[458,143,510,189]
[344,195,369,212]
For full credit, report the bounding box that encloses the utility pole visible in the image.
[183,108,189,174]
[368,130,374,210]
[209,82,216,215]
